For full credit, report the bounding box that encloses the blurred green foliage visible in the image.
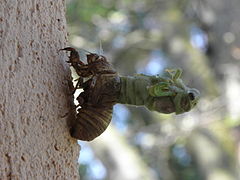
[67,0,113,23]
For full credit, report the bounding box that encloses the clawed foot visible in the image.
[59,47,85,65]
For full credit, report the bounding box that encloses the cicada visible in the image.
[60,47,200,141]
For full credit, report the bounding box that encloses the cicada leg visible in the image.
[71,77,84,95]
[60,47,93,78]
[60,47,85,65]
[86,53,99,64]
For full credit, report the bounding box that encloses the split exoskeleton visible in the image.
[60,47,200,141]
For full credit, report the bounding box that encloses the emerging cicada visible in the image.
[60,47,200,141]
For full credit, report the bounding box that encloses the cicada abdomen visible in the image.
[70,105,113,141]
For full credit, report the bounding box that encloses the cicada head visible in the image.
[86,53,107,64]
[146,69,200,115]
[146,88,200,114]
[173,88,200,114]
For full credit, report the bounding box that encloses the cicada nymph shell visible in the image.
[60,47,120,141]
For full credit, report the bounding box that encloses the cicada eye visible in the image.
[97,55,106,61]
[188,92,195,100]
[97,56,102,60]
[98,55,106,59]
[92,54,99,59]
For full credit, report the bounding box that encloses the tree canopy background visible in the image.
[66,0,240,179]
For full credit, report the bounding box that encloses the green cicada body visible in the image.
[61,47,200,141]
[119,75,176,114]
[119,71,199,114]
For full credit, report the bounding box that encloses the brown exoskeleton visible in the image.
[60,47,120,141]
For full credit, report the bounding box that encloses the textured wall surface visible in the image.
[0,0,80,179]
